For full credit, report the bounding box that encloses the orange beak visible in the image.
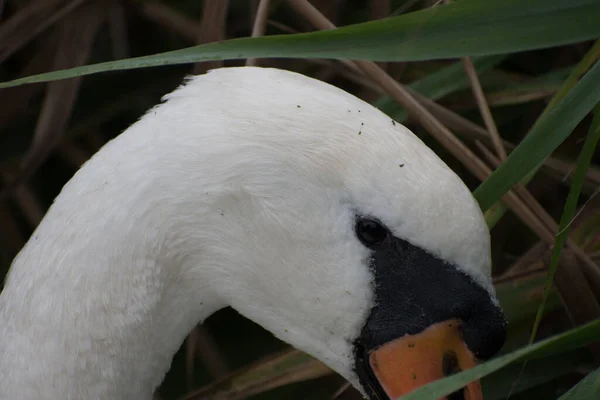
[367,319,482,400]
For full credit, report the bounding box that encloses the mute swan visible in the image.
[0,67,506,400]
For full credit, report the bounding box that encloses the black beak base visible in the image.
[354,343,389,400]
[353,235,507,400]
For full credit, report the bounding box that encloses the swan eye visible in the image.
[355,218,389,247]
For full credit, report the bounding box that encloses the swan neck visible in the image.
[0,164,226,398]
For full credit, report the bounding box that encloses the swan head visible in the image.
[0,67,506,399]
[153,68,507,399]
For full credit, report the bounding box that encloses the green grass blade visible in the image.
[483,350,591,399]
[474,60,600,211]
[481,40,600,224]
[1,0,599,88]
[541,41,600,120]
[557,366,600,399]
[397,319,600,400]
[529,105,600,344]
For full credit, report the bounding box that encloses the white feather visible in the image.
[0,67,492,399]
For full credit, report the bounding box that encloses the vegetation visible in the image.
[1,0,600,399]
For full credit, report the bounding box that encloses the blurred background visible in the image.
[1,1,599,399]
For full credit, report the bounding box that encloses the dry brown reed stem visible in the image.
[453,88,556,110]
[478,144,600,291]
[494,242,548,283]
[408,88,600,189]
[193,0,229,74]
[461,57,507,160]
[369,0,391,74]
[246,0,272,67]
[0,0,88,63]
[108,3,129,60]
[136,0,199,41]
[180,349,331,400]
[0,202,26,254]
[6,183,43,229]
[0,34,58,130]
[0,167,44,228]
[57,141,94,169]
[391,0,424,16]
[17,1,108,182]
[185,325,230,387]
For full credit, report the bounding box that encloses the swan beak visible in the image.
[367,319,481,400]
[353,236,507,399]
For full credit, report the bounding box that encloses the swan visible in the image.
[0,67,507,400]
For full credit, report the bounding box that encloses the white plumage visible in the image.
[0,67,492,399]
